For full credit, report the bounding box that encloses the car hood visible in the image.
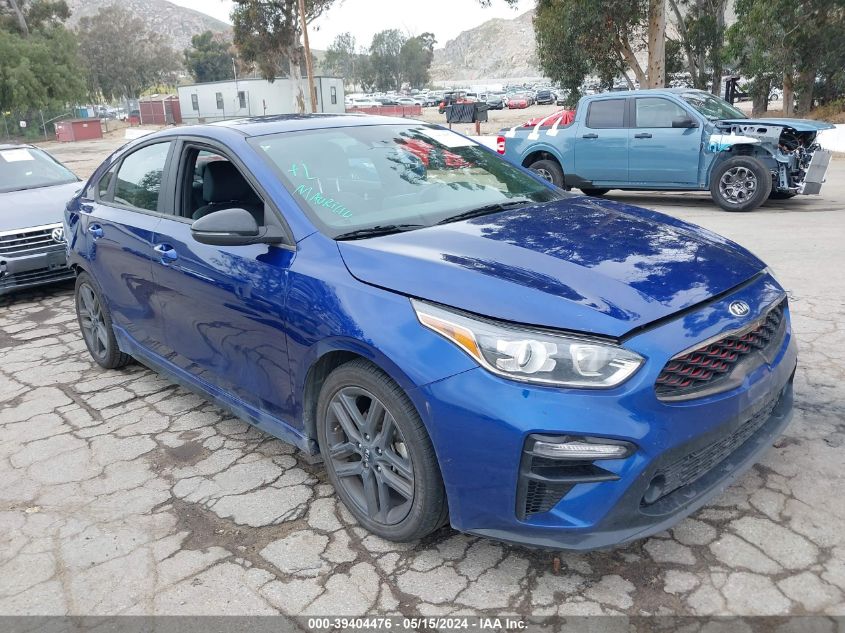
[719,118,835,132]
[337,197,764,338]
[0,181,81,232]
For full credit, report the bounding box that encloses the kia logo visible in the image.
[729,300,750,317]
[51,227,65,243]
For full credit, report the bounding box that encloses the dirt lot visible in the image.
[1,132,843,617]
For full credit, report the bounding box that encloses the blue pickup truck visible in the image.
[500,88,834,212]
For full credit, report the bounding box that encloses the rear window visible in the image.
[586,99,626,128]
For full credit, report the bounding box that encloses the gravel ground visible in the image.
[0,135,843,617]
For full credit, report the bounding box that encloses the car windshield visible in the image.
[680,91,746,120]
[0,146,77,194]
[249,124,566,238]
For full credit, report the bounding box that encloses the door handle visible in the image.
[87,224,103,239]
[582,133,599,139]
[153,243,178,263]
[634,133,653,139]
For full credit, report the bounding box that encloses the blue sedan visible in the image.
[65,115,796,549]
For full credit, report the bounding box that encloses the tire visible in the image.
[580,187,610,197]
[74,272,132,369]
[316,359,447,541]
[768,190,797,200]
[528,159,564,188]
[710,156,772,212]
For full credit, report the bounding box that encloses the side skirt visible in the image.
[113,325,320,458]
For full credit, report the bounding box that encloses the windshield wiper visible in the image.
[334,224,427,240]
[436,199,533,225]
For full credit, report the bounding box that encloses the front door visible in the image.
[150,145,296,421]
[77,141,174,350]
[628,97,703,185]
[574,98,629,183]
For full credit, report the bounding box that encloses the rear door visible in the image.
[574,98,629,183]
[77,140,174,350]
[149,140,298,422]
[628,96,703,185]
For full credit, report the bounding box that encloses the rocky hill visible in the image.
[430,9,540,82]
[65,0,231,52]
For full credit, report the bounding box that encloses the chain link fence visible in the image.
[1,108,74,142]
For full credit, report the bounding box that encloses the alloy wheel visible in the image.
[325,386,415,525]
[77,282,108,360]
[534,168,553,182]
[719,166,757,204]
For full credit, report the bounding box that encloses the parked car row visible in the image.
[4,114,799,555]
[346,92,439,110]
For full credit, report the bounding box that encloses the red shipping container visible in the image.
[54,119,104,142]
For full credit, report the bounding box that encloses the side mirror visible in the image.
[672,116,698,128]
[191,208,285,246]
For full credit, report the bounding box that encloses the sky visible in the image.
[168,0,533,49]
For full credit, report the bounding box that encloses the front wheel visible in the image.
[528,159,564,188]
[710,156,772,212]
[317,359,447,542]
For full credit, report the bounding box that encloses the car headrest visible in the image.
[203,160,252,203]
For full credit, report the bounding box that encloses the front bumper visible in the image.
[412,275,797,550]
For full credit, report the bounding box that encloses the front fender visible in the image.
[284,233,478,432]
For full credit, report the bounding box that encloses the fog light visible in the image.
[532,440,630,460]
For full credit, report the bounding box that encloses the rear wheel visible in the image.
[580,187,610,197]
[74,272,132,369]
[710,156,772,212]
[528,159,564,188]
[317,359,447,541]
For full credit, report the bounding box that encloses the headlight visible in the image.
[412,300,644,388]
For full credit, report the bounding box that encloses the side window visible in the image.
[636,98,690,128]
[216,92,224,110]
[238,91,247,109]
[113,142,171,212]
[330,86,337,105]
[97,164,116,199]
[182,148,265,225]
[191,94,199,111]
[586,99,626,129]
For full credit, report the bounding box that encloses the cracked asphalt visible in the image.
[0,141,843,617]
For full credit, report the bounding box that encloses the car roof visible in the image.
[588,87,704,98]
[0,143,35,151]
[167,113,423,139]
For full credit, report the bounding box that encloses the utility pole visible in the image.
[297,0,318,113]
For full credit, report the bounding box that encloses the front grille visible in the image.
[644,390,781,505]
[0,225,61,257]
[655,299,786,400]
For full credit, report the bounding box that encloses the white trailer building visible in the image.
[177,76,345,123]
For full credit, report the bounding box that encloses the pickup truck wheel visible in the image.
[580,188,610,197]
[528,159,564,188]
[710,156,772,212]
[768,190,797,200]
